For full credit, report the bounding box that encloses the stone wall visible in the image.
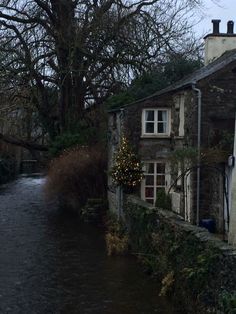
[122,92,186,156]
[200,64,236,148]
[107,61,236,231]
[125,195,236,314]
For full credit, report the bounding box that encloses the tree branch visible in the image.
[0,133,49,151]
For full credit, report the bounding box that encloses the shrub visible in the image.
[49,130,99,157]
[155,189,172,210]
[159,271,175,296]
[49,113,107,157]
[105,232,129,256]
[105,215,129,256]
[45,146,107,212]
[219,291,236,314]
[49,133,88,157]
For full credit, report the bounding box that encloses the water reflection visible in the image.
[0,176,176,313]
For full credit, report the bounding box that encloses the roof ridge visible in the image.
[108,49,236,112]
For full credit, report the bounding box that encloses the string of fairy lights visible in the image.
[111,136,144,187]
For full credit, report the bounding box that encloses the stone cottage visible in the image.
[108,20,236,237]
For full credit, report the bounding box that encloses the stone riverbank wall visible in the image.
[124,195,236,314]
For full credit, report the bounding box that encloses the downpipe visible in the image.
[192,84,202,226]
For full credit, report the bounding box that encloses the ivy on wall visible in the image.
[124,198,236,313]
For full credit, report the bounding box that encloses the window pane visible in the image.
[156,163,165,173]
[157,122,167,134]
[146,163,154,174]
[145,175,154,185]
[145,122,154,133]
[145,110,154,121]
[145,187,154,198]
[158,110,167,122]
[156,175,165,186]
[143,162,166,205]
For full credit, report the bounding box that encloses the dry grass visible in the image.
[159,271,175,296]
[105,217,129,256]
[105,232,129,256]
[45,146,107,211]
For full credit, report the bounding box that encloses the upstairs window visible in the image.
[142,109,170,136]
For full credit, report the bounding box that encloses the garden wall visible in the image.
[125,194,236,314]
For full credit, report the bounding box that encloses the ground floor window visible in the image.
[141,161,166,205]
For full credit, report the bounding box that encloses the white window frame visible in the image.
[141,161,170,205]
[142,108,171,137]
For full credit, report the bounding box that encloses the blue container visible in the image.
[199,219,216,233]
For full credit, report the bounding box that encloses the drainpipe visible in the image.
[192,84,202,226]
[228,114,236,245]
[118,109,124,145]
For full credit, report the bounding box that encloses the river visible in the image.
[0,176,179,314]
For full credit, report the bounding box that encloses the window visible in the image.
[141,162,166,205]
[142,109,170,136]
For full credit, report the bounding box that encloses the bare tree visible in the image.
[0,0,202,146]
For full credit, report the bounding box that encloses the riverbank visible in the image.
[124,195,236,314]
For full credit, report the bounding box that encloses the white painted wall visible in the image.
[185,171,192,222]
[204,36,236,65]
[228,115,236,245]
[179,94,185,137]
[225,166,232,232]
[170,192,181,214]
[173,93,185,137]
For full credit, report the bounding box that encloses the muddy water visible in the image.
[0,176,178,313]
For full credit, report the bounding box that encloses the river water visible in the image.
[0,176,178,314]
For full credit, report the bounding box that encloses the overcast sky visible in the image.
[195,0,236,36]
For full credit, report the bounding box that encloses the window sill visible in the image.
[141,134,171,139]
[141,135,185,139]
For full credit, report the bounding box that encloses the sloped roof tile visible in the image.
[109,49,236,112]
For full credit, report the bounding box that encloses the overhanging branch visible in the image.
[0,133,49,152]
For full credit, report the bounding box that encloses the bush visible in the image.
[155,189,172,210]
[49,133,87,157]
[45,146,107,212]
[49,114,107,157]
[106,232,129,256]
[219,291,236,314]
[105,215,129,256]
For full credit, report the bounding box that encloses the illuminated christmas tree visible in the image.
[111,136,143,187]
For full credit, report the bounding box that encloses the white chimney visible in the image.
[204,20,236,65]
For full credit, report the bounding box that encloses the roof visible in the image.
[109,49,236,113]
